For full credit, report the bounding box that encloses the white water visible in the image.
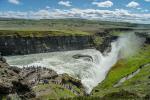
[5,33,144,94]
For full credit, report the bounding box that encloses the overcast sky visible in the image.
[0,0,150,23]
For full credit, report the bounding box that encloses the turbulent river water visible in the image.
[5,33,144,94]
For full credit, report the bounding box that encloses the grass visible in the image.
[121,64,150,97]
[92,44,150,97]
[33,83,76,100]
[0,30,91,37]
[1,18,150,35]
[1,18,150,37]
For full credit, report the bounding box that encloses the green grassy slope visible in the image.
[91,44,150,98]
[0,30,91,37]
[33,83,76,100]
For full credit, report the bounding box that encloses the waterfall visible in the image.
[5,33,145,94]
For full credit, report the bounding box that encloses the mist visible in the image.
[117,33,145,59]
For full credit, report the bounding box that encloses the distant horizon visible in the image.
[1,17,150,25]
[0,0,150,24]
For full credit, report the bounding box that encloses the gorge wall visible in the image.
[0,35,95,56]
[0,31,149,56]
[0,31,117,56]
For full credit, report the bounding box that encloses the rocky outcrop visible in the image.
[0,56,35,100]
[0,56,86,99]
[20,67,85,96]
[19,67,58,86]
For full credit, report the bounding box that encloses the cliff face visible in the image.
[0,30,119,56]
[0,36,95,56]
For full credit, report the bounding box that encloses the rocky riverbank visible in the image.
[0,55,85,100]
[0,56,35,99]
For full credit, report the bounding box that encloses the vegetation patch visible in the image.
[92,44,150,97]
[33,83,75,100]
[93,36,103,47]
[0,30,91,37]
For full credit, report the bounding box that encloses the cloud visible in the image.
[126,1,139,8]
[46,6,50,9]
[58,1,71,7]
[8,0,20,5]
[32,10,51,19]
[145,0,150,2]
[0,8,150,23]
[141,9,149,13]
[92,1,113,8]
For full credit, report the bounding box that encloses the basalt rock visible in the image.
[0,36,94,56]
[0,31,119,56]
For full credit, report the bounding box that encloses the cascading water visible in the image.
[5,33,145,94]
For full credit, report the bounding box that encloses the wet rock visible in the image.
[72,54,93,62]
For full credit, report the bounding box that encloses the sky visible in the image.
[0,0,150,23]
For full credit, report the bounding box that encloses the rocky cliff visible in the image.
[0,31,117,56]
[0,35,95,56]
